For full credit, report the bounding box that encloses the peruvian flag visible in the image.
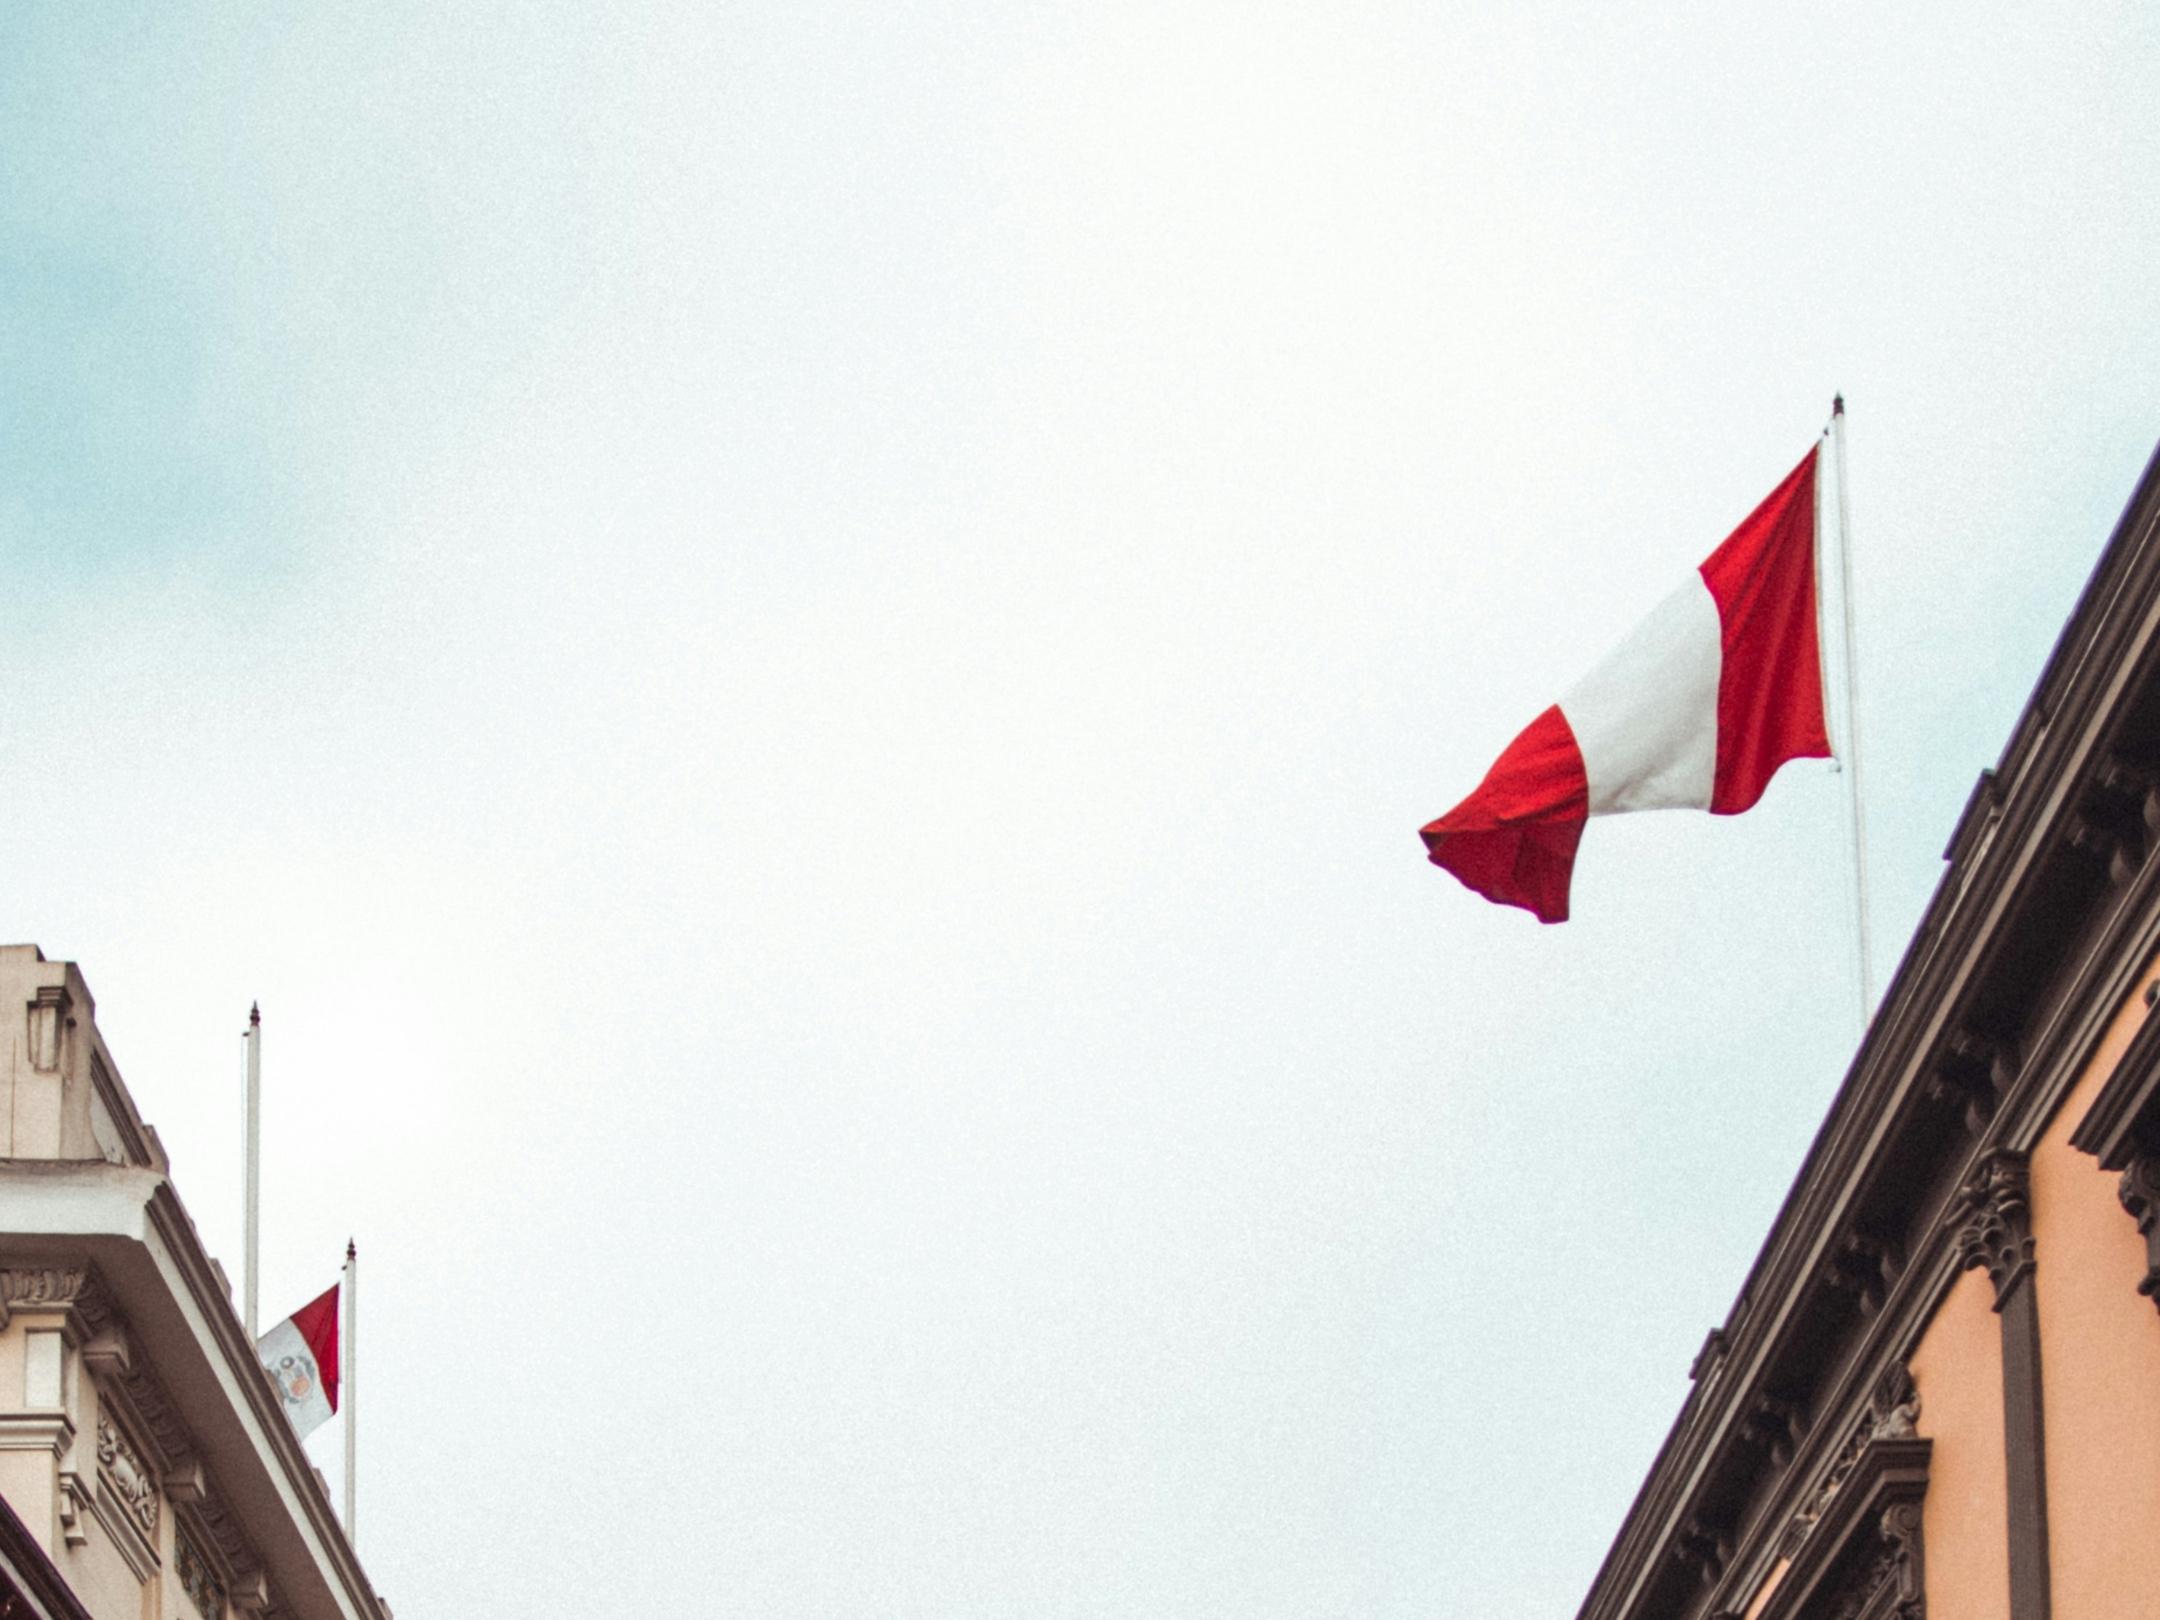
[1421,446,1830,921]
[256,1283,339,1440]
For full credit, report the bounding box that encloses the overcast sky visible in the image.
[4,5,2158,1616]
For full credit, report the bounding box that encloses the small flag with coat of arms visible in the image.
[256,1283,340,1439]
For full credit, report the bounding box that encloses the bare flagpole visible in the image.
[244,1004,261,1339]
[1830,395,1877,1026]
[343,1239,357,1542]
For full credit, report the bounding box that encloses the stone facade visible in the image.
[0,946,388,1620]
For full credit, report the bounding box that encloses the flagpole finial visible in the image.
[346,1238,357,1262]
[1832,393,1845,417]
[249,1001,260,1027]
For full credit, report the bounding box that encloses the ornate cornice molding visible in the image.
[1950,1149,2035,1309]
[0,1256,284,1617]
[1781,1363,1919,1561]
[1757,1436,1930,1620]
[0,1267,88,1332]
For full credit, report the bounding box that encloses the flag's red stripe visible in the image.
[1420,704,1590,923]
[1698,446,1832,814]
[290,1283,341,1414]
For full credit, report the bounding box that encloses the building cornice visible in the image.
[0,1163,387,1620]
[1576,439,2160,1620]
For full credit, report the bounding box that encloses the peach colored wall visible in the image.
[1909,1264,2010,1620]
[2030,966,2160,1620]
[1740,1555,1788,1620]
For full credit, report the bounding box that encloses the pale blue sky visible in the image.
[4,5,2158,1616]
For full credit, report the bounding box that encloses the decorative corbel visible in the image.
[163,1454,208,1506]
[228,1569,272,1615]
[1926,1031,2018,1135]
[1826,1229,1904,1318]
[1674,1513,1732,1586]
[2066,798,2141,886]
[1741,1394,1807,1469]
[56,1470,90,1548]
[1951,1149,2035,1308]
[2118,1153,2160,1316]
[81,1327,131,1383]
[2089,757,2160,874]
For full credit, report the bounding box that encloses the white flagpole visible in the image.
[244,1004,261,1340]
[343,1239,357,1542]
[1829,396,1877,1026]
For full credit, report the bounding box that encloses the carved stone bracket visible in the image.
[164,1456,209,1506]
[1742,1394,1808,1468]
[82,1327,132,1383]
[1924,1033,2018,1136]
[2074,757,2160,884]
[226,1568,271,1617]
[1951,1149,2035,1309]
[56,1471,90,1549]
[1826,1230,1905,1319]
[2118,1153,2160,1316]
[1674,1513,1734,1588]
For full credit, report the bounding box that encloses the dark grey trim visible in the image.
[1951,1148,2050,1620]
[1574,439,2160,1620]
[0,1491,94,1620]
[1754,1437,1929,1620]
[1998,1279,2051,1620]
[2067,980,2160,1171]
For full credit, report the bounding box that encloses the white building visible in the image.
[0,945,387,1620]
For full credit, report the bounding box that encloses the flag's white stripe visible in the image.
[1560,573,1722,816]
[258,1315,335,1439]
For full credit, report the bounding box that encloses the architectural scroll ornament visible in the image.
[1950,1148,2034,1307]
[96,1417,158,1538]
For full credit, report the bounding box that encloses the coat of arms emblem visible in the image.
[268,1351,317,1406]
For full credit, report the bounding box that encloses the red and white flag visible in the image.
[256,1283,340,1440]
[1421,446,1831,921]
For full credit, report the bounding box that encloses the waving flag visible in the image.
[1421,446,1830,921]
[257,1282,340,1439]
